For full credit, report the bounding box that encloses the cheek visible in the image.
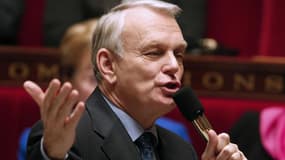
[116,58,164,100]
[116,65,158,100]
[138,62,161,80]
[179,66,184,79]
[118,61,157,82]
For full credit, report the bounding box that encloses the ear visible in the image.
[96,48,117,84]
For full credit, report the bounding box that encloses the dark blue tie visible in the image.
[135,132,156,160]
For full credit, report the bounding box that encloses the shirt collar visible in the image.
[102,96,157,142]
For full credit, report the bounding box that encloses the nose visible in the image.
[161,52,180,75]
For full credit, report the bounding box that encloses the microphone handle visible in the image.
[192,114,213,142]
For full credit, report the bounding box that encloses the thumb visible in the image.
[216,132,230,153]
[202,129,218,159]
[23,80,45,107]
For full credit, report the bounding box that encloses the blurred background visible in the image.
[1,0,285,159]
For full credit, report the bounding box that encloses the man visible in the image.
[19,17,190,160]
[24,0,247,159]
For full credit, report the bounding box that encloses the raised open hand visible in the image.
[23,78,85,159]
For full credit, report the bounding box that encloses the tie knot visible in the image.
[135,132,156,160]
[135,132,156,148]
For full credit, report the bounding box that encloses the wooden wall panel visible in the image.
[1,46,285,101]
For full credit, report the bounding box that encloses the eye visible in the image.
[175,52,184,58]
[144,50,164,57]
[174,51,185,62]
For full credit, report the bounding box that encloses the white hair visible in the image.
[91,0,181,82]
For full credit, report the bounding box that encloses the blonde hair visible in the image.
[91,0,181,82]
[60,18,97,78]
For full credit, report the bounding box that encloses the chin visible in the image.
[158,97,176,109]
[150,92,175,107]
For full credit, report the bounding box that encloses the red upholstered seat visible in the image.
[0,87,40,160]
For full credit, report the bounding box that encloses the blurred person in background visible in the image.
[230,107,285,160]
[18,18,98,160]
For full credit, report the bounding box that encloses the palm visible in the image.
[23,79,85,158]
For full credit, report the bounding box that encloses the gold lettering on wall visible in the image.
[264,75,283,93]
[37,64,59,80]
[233,73,255,91]
[202,72,224,90]
[8,62,29,80]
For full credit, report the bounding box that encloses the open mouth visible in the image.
[165,82,179,89]
[161,82,181,96]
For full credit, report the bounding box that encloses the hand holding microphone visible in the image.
[173,87,247,160]
[173,87,212,141]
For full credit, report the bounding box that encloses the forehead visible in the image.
[122,7,186,48]
[124,7,180,30]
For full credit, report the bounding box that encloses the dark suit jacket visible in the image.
[27,88,198,160]
[230,112,273,160]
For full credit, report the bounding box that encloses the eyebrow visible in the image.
[140,40,188,51]
[178,41,188,51]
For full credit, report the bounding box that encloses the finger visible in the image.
[64,102,85,130]
[217,133,230,153]
[216,143,238,160]
[43,79,61,116]
[48,82,73,120]
[57,89,80,122]
[240,151,247,160]
[242,153,247,160]
[202,129,218,159]
[231,152,241,160]
[230,151,245,160]
[23,80,45,107]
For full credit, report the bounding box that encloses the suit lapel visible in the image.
[85,88,197,160]
[156,126,198,160]
[85,88,140,160]
[101,121,140,160]
[157,132,178,160]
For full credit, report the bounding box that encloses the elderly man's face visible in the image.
[113,7,186,121]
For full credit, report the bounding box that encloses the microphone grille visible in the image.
[173,87,204,121]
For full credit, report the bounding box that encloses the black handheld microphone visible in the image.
[173,87,212,141]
